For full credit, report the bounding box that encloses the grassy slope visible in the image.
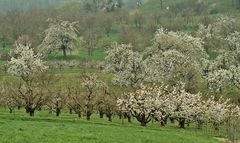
[0,108,224,143]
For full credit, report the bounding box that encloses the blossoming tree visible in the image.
[8,43,49,116]
[104,43,147,88]
[41,18,78,58]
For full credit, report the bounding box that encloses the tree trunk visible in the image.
[161,117,168,127]
[29,109,35,117]
[213,122,219,131]
[78,111,81,118]
[2,41,6,49]
[179,118,185,128]
[127,115,131,123]
[69,109,73,114]
[63,48,67,58]
[141,121,147,126]
[139,115,150,127]
[56,108,61,117]
[26,105,35,117]
[170,117,175,124]
[99,111,104,118]
[86,111,91,121]
[140,117,147,126]
[9,108,13,114]
[107,114,112,122]
[119,114,122,119]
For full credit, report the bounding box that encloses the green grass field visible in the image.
[0,108,225,143]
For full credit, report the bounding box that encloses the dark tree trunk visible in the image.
[56,108,61,117]
[86,111,91,120]
[2,41,6,49]
[160,117,168,127]
[69,109,73,114]
[107,114,112,122]
[29,109,35,117]
[179,118,185,128]
[26,105,35,117]
[119,114,122,119]
[78,111,81,118]
[139,115,150,127]
[9,108,13,114]
[140,117,147,126]
[127,115,131,123]
[213,122,219,131]
[140,121,147,126]
[63,48,67,58]
[99,111,104,118]
[170,117,175,123]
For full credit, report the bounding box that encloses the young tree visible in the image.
[132,11,144,30]
[66,85,83,117]
[0,83,20,113]
[81,73,105,120]
[95,85,117,122]
[82,29,99,56]
[99,13,113,37]
[41,18,78,58]
[47,88,66,117]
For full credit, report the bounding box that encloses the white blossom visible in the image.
[8,43,48,81]
[104,43,147,87]
[41,18,78,57]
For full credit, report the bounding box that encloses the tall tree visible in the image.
[41,18,78,58]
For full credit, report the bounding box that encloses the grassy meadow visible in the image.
[0,108,225,143]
